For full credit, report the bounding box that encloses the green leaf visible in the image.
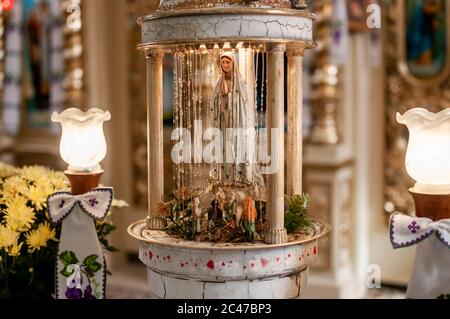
[83,255,102,277]
[284,193,312,233]
[0,287,11,299]
[59,251,78,267]
[83,255,98,265]
[60,266,74,277]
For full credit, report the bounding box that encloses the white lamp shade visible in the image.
[397,108,450,194]
[51,108,111,172]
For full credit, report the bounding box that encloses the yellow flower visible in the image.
[1,176,29,198]
[0,163,18,179]
[4,195,36,232]
[38,221,56,241]
[24,178,53,211]
[24,186,48,211]
[25,222,56,253]
[0,225,19,249]
[48,171,68,191]
[19,166,50,183]
[7,241,23,257]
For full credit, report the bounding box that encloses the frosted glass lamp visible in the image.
[397,108,450,195]
[48,107,113,299]
[397,107,450,221]
[51,108,111,173]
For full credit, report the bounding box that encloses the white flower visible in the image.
[112,199,129,208]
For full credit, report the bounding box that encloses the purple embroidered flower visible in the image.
[333,30,342,44]
[59,200,66,208]
[83,286,96,299]
[68,276,82,289]
[408,221,420,234]
[65,287,83,299]
[89,198,99,207]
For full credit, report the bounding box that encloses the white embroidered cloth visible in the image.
[48,188,113,223]
[48,188,113,299]
[390,213,450,299]
[390,213,450,249]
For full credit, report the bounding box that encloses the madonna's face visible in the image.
[221,58,233,74]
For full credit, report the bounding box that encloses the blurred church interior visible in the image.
[2,0,447,298]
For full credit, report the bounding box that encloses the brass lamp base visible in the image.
[410,189,450,221]
[65,170,103,195]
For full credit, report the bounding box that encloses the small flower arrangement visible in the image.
[0,163,125,299]
[159,187,199,241]
[159,187,267,243]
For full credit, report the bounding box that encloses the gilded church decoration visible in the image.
[384,0,450,217]
[308,0,341,144]
[128,0,158,208]
[397,0,450,87]
[0,0,84,134]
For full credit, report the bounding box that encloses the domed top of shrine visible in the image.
[157,0,297,12]
[138,0,315,54]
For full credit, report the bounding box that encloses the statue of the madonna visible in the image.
[209,51,265,200]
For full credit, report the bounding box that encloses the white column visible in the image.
[146,49,165,230]
[263,44,287,244]
[287,47,304,196]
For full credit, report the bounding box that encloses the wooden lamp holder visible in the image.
[65,170,103,195]
[410,189,450,221]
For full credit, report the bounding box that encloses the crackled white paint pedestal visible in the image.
[129,220,326,299]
